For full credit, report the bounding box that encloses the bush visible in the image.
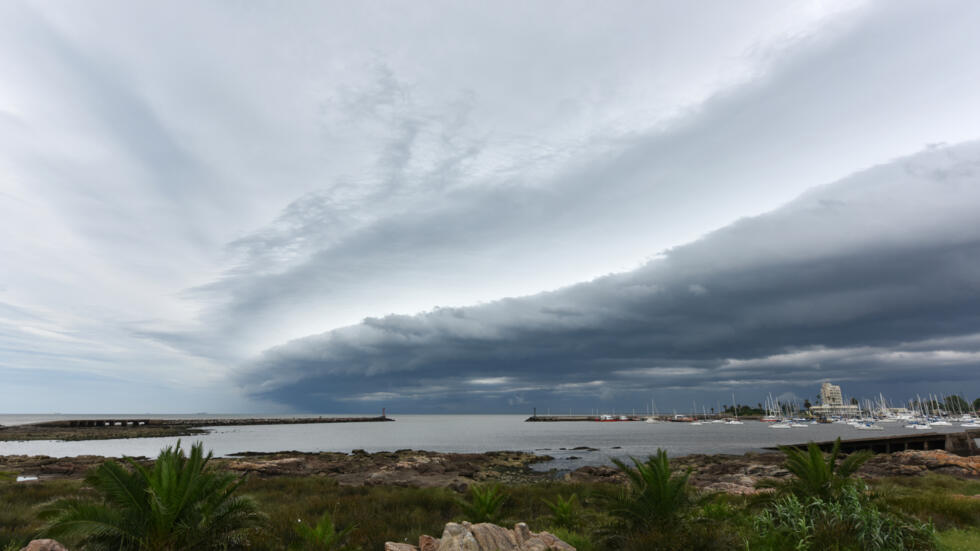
[293,509,355,550]
[457,484,508,524]
[753,485,937,551]
[38,441,263,550]
[542,493,580,529]
[608,449,692,531]
[772,438,872,501]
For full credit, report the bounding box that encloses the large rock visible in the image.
[386,522,574,551]
[419,534,441,551]
[20,540,69,551]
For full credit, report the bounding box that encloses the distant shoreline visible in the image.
[0,415,393,442]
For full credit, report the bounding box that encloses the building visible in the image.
[809,382,861,417]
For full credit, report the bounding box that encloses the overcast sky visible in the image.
[1,1,979,413]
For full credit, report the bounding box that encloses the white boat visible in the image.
[789,423,809,428]
[725,419,744,425]
[930,420,952,426]
[856,423,884,430]
[644,417,659,424]
[961,422,980,428]
[769,422,792,429]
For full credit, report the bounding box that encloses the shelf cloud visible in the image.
[239,142,980,411]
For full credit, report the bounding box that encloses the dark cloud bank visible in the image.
[239,142,980,412]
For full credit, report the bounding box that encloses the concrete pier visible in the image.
[33,416,394,429]
[772,429,980,456]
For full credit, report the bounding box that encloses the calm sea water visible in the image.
[0,414,968,470]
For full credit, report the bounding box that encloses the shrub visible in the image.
[753,485,937,551]
[38,441,263,550]
[541,493,579,529]
[293,509,355,551]
[457,484,507,524]
[771,437,872,501]
[608,449,692,531]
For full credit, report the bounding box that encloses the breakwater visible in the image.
[0,415,394,442]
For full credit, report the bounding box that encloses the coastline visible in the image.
[4,447,978,493]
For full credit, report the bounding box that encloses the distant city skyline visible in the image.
[2,1,980,413]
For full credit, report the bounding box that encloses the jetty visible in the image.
[0,412,394,442]
[33,416,393,429]
[771,429,980,456]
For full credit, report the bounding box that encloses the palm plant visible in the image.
[457,484,508,523]
[293,510,356,551]
[38,441,263,550]
[542,493,580,529]
[609,449,692,531]
[777,437,872,501]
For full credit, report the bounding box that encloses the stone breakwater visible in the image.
[2,449,979,493]
[0,416,392,442]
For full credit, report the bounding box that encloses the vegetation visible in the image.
[456,483,508,523]
[608,450,692,531]
[293,510,355,551]
[1,447,979,550]
[753,485,936,550]
[771,438,872,500]
[541,493,580,529]
[36,441,262,550]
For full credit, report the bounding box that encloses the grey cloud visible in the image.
[238,141,980,412]
[172,0,980,362]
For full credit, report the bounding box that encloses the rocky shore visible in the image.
[3,448,979,492]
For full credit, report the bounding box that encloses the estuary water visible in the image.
[0,414,968,470]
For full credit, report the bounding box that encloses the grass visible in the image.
[871,474,980,530]
[937,528,980,551]
[0,471,978,550]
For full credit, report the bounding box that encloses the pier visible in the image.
[0,412,395,442]
[31,415,394,429]
[771,429,980,456]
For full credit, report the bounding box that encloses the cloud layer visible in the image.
[2,1,980,411]
[240,142,980,411]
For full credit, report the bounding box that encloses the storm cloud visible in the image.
[240,142,980,411]
[2,1,980,412]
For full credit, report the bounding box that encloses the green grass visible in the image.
[871,475,980,530]
[3,472,980,550]
[937,528,980,551]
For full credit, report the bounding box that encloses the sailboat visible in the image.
[725,393,743,424]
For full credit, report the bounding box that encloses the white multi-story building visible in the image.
[809,382,860,417]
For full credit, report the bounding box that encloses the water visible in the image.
[0,415,968,470]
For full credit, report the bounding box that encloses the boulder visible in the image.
[20,540,69,551]
[419,534,441,551]
[387,522,574,551]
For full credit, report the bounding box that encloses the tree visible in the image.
[803,399,812,409]
[850,397,859,406]
[39,441,262,550]
[974,397,980,412]
[944,395,970,413]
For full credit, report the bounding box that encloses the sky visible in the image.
[1,1,979,413]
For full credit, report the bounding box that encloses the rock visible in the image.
[419,534,441,551]
[469,523,519,550]
[389,521,575,551]
[20,540,69,551]
[438,522,481,551]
